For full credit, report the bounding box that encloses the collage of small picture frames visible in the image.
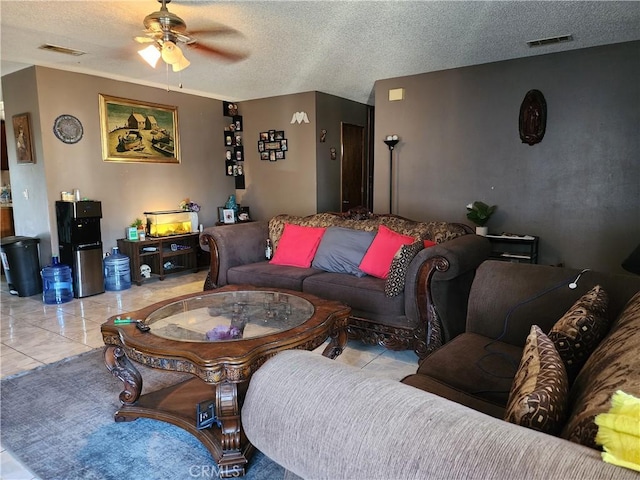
[258,129,288,161]
[223,101,245,189]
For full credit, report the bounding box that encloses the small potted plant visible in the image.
[130,218,146,240]
[466,201,497,236]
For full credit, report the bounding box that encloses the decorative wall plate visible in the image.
[53,114,83,144]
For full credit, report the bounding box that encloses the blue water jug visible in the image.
[41,256,74,304]
[104,247,131,291]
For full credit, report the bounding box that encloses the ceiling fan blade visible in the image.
[185,25,242,37]
[186,41,249,62]
[134,36,156,44]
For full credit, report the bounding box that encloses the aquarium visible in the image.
[144,210,191,237]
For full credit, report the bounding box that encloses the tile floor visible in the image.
[0,270,419,479]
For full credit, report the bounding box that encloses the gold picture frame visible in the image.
[12,113,35,164]
[99,94,180,163]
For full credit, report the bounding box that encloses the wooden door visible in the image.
[341,123,365,212]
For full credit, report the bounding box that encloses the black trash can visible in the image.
[0,236,42,297]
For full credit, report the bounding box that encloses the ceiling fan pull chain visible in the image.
[165,62,170,92]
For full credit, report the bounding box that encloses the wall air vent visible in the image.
[38,44,86,56]
[527,35,573,48]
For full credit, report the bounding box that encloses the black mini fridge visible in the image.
[56,200,105,298]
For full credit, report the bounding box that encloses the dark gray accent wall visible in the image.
[374,41,639,273]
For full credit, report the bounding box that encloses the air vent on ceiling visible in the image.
[38,44,86,56]
[527,34,574,48]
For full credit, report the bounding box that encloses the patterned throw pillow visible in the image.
[561,291,640,449]
[384,241,425,297]
[547,285,609,383]
[504,325,569,435]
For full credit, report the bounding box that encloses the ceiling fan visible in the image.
[135,0,246,72]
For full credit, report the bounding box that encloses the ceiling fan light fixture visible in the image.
[161,41,190,71]
[172,55,190,72]
[138,44,161,68]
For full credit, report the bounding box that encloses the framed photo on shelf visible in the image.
[223,101,238,117]
[126,227,139,241]
[238,206,251,222]
[222,208,235,224]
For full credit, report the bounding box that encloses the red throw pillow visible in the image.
[359,225,415,279]
[424,239,437,248]
[270,224,326,268]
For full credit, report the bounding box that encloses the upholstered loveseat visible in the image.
[241,260,640,479]
[200,211,491,358]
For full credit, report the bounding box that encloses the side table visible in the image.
[486,234,539,264]
[117,233,200,285]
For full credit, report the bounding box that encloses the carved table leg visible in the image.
[322,325,348,359]
[215,381,247,478]
[104,345,143,406]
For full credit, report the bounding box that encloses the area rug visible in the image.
[0,348,284,480]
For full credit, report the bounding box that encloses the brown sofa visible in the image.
[200,211,491,358]
[241,260,640,479]
[402,260,640,427]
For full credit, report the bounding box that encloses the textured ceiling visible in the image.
[1,1,639,105]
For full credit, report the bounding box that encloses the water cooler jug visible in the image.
[41,256,74,304]
[56,200,105,298]
[103,247,131,291]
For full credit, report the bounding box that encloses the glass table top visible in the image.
[145,290,315,342]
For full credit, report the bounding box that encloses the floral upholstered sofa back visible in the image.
[268,212,471,250]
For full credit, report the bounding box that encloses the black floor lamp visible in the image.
[384,135,399,214]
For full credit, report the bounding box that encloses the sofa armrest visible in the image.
[466,260,640,347]
[199,221,269,288]
[243,350,635,480]
[404,234,491,354]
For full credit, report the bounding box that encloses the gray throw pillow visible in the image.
[312,227,376,277]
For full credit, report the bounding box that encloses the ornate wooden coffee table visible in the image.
[101,285,350,478]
